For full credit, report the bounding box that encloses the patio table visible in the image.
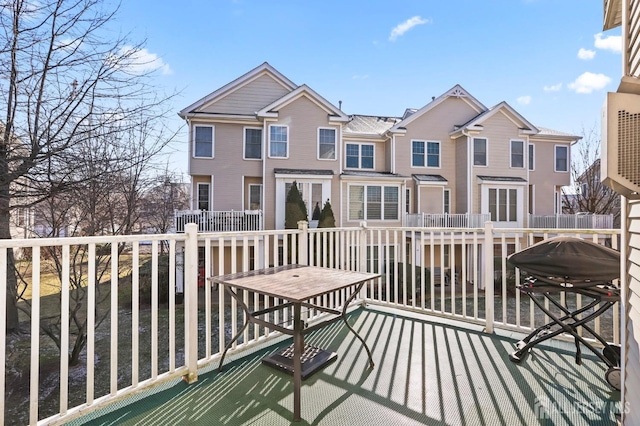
[211,264,379,421]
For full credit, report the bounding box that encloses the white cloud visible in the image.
[568,72,611,94]
[594,33,622,53]
[389,16,430,41]
[543,83,562,92]
[517,96,531,105]
[116,46,173,75]
[577,48,596,60]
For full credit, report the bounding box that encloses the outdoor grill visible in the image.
[506,236,622,390]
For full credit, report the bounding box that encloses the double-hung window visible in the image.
[511,140,524,168]
[318,128,336,160]
[346,143,374,169]
[412,141,440,167]
[473,138,487,166]
[555,145,568,172]
[244,128,262,159]
[194,125,213,158]
[269,125,288,158]
[348,185,399,221]
[528,143,535,171]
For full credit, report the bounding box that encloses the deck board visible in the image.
[72,307,621,426]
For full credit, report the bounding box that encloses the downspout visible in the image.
[390,133,396,174]
[186,117,195,210]
[339,124,343,227]
[262,118,267,230]
[462,130,472,215]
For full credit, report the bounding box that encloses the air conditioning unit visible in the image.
[602,91,640,199]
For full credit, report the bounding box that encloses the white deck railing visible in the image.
[405,213,491,228]
[174,210,263,233]
[0,223,621,425]
[528,213,614,229]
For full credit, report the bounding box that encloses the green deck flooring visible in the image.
[72,307,621,425]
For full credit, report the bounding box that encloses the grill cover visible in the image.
[507,236,620,282]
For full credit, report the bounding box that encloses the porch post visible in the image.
[483,221,495,333]
[183,223,199,383]
[297,220,309,266]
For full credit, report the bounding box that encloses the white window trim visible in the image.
[528,143,535,171]
[480,182,526,228]
[317,127,337,161]
[405,187,412,214]
[473,137,488,167]
[243,127,263,160]
[510,139,525,169]
[196,182,211,211]
[268,124,289,159]
[410,140,425,168]
[554,144,569,173]
[347,183,400,222]
[411,140,441,169]
[193,125,214,159]
[247,183,262,210]
[345,143,375,170]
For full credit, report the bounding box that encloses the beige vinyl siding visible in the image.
[193,123,261,211]
[528,139,571,215]
[470,113,529,214]
[625,0,640,78]
[262,95,340,230]
[455,136,468,213]
[189,121,263,176]
[418,186,444,213]
[201,74,292,115]
[394,97,479,183]
[626,200,640,425]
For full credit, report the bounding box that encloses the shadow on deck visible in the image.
[72,307,621,425]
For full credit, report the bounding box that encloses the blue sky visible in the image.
[114,0,621,177]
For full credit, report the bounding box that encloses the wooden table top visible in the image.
[210,265,380,302]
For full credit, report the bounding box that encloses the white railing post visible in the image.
[183,223,199,383]
[298,221,309,265]
[358,221,368,272]
[483,221,495,333]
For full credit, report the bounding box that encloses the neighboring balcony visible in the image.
[405,213,491,228]
[406,213,615,230]
[528,213,614,229]
[174,210,263,232]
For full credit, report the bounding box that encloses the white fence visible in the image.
[0,223,621,425]
[405,213,491,228]
[174,210,263,233]
[528,214,614,229]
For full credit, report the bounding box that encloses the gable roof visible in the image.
[256,84,349,122]
[178,62,297,118]
[389,84,487,134]
[450,101,539,137]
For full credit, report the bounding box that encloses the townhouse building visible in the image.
[178,62,579,232]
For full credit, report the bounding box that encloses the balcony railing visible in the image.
[1,223,621,425]
[528,213,614,229]
[174,209,263,232]
[405,213,491,228]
